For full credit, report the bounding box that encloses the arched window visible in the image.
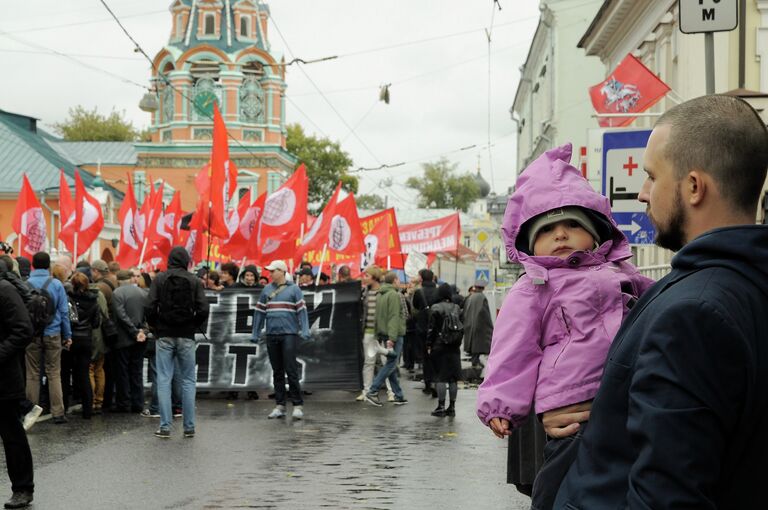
[240,16,249,37]
[204,13,215,35]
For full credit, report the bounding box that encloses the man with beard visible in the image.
[553,95,768,509]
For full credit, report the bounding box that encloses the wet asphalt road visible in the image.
[8,384,531,509]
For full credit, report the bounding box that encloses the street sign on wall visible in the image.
[679,0,738,34]
[602,130,655,245]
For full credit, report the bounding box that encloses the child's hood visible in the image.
[501,143,632,267]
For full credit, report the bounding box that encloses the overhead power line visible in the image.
[2,9,166,35]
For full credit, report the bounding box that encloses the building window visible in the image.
[267,172,283,194]
[176,14,185,38]
[240,17,249,37]
[204,14,215,35]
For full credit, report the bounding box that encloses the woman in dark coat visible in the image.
[426,283,463,417]
[64,272,101,419]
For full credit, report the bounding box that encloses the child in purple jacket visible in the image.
[476,144,654,510]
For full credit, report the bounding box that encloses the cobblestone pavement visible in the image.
[8,383,531,509]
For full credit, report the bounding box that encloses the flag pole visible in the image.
[74,232,78,263]
[315,244,327,286]
[18,233,23,258]
[387,255,391,271]
[138,238,148,267]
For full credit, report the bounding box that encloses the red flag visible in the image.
[58,170,76,249]
[297,182,341,257]
[144,181,167,249]
[220,190,252,259]
[360,208,404,269]
[260,164,309,242]
[398,212,461,254]
[12,175,47,257]
[163,191,183,246]
[208,103,238,239]
[64,170,104,258]
[116,173,142,268]
[589,54,670,127]
[327,193,365,258]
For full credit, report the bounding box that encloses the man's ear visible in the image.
[687,170,708,207]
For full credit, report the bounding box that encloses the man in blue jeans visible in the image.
[145,247,209,438]
[251,260,310,420]
[365,272,408,406]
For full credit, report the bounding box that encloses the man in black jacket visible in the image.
[553,95,768,509]
[412,269,440,395]
[0,260,34,508]
[145,247,209,439]
[111,270,148,413]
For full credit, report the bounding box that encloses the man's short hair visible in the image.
[108,261,120,274]
[418,269,434,282]
[337,265,351,279]
[220,262,239,281]
[656,95,768,214]
[383,271,398,284]
[32,252,50,270]
[76,260,90,269]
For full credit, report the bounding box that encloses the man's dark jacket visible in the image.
[413,281,440,335]
[145,247,209,340]
[112,283,148,350]
[0,261,33,400]
[555,226,768,509]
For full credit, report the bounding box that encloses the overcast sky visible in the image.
[0,0,565,209]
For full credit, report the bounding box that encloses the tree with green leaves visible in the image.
[53,106,140,141]
[405,159,480,212]
[356,193,386,210]
[286,123,358,212]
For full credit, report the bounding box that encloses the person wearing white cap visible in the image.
[251,260,310,420]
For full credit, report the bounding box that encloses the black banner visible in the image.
[187,281,362,390]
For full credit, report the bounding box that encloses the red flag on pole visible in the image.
[163,191,183,246]
[69,169,104,258]
[116,173,142,268]
[589,54,671,128]
[12,174,47,257]
[360,208,404,269]
[58,170,76,250]
[208,103,238,239]
[297,182,341,258]
[327,193,365,258]
[260,164,308,242]
[220,190,252,259]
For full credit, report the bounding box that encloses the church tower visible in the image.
[134,0,296,211]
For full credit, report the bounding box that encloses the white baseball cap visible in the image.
[265,260,288,273]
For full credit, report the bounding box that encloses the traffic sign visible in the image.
[474,268,490,284]
[679,0,738,34]
[602,130,655,244]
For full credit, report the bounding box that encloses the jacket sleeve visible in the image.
[0,285,32,365]
[625,299,746,509]
[145,276,161,329]
[385,294,400,340]
[57,282,72,340]
[427,308,442,348]
[112,291,139,338]
[251,289,268,340]
[194,278,209,327]
[476,279,544,427]
[295,286,310,338]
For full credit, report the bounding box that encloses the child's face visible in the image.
[533,219,595,258]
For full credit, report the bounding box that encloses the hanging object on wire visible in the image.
[379,84,391,104]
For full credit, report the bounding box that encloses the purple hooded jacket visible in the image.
[476,144,654,427]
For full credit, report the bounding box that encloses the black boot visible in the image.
[4,491,33,509]
[446,402,456,417]
[431,401,446,417]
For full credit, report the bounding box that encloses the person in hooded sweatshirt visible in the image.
[476,143,654,510]
[233,265,260,288]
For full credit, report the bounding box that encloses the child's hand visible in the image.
[542,401,592,438]
[488,417,511,439]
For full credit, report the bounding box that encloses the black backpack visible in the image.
[159,273,196,325]
[28,278,56,337]
[438,306,464,347]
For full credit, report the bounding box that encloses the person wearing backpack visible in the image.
[64,272,100,420]
[26,252,72,425]
[0,259,35,509]
[427,283,464,417]
[146,247,209,438]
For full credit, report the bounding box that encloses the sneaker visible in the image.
[267,406,286,419]
[141,409,160,418]
[387,393,395,402]
[173,407,183,418]
[52,415,68,425]
[355,391,366,402]
[184,428,195,438]
[154,428,171,439]
[292,406,304,420]
[4,490,33,509]
[22,405,43,432]
[364,393,382,407]
[393,397,408,406]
